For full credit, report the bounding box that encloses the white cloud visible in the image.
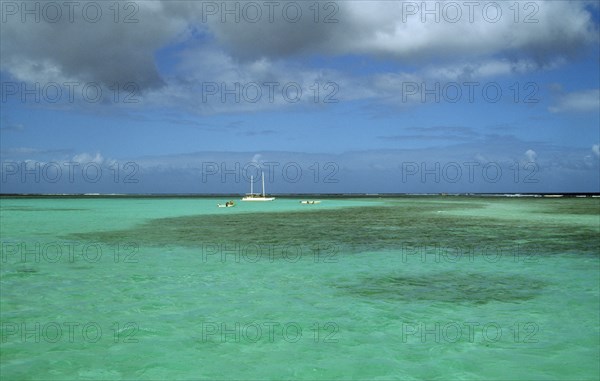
[72,152,104,164]
[251,154,263,164]
[23,159,46,169]
[549,89,600,113]
[593,144,600,157]
[525,149,537,163]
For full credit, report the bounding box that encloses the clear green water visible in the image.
[1,197,599,380]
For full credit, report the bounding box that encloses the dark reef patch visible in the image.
[67,199,599,258]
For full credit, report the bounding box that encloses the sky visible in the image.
[1,0,599,194]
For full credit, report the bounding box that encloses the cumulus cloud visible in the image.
[203,1,597,63]
[1,1,596,92]
[525,149,537,162]
[1,1,189,89]
[251,154,263,164]
[593,144,600,157]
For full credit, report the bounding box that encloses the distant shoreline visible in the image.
[1,193,599,199]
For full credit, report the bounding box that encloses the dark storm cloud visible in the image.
[0,1,188,89]
[1,1,597,95]
[204,1,597,63]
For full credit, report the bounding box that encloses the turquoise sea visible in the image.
[1,196,599,380]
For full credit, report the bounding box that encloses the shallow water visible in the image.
[1,196,599,380]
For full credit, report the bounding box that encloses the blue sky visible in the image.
[1,0,599,194]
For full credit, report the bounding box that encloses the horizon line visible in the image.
[2,192,600,198]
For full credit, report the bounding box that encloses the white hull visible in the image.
[242,172,274,202]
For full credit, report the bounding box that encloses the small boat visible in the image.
[217,200,235,208]
[242,172,275,202]
[300,200,321,204]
